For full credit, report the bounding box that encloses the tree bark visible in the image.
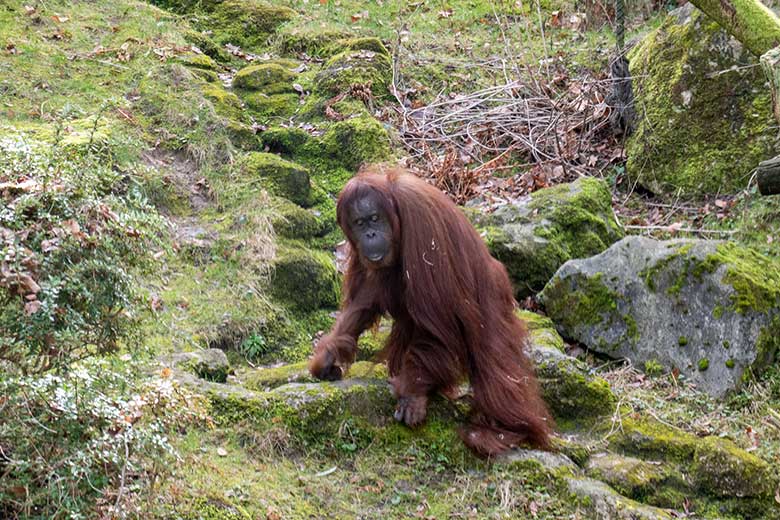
[761,47,780,124]
[688,0,780,57]
[757,156,780,196]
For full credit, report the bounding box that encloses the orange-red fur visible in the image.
[309,166,553,456]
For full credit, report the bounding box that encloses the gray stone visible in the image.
[167,348,231,383]
[540,236,780,397]
[471,177,623,298]
[566,477,673,520]
[626,4,776,195]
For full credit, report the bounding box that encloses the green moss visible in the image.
[275,29,351,57]
[318,116,392,171]
[241,362,313,391]
[322,37,390,57]
[179,53,220,71]
[260,126,312,155]
[270,246,340,312]
[586,454,669,499]
[184,498,252,520]
[677,336,688,347]
[314,49,393,96]
[540,272,624,350]
[237,152,311,206]
[224,120,259,151]
[529,178,624,261]
[644,359,664,376]
[609,417,699,462]
[233,63,297,93]
[487,178,623,298]
[626,9,775,195]
[270,197,327,239]
[210,1,296,52]
[723,340,730,348]
[725,359,736,369]
[242,92,300,120]
[691,437,775,498]
[202,85,245,121]
[347,361,388,380]
[711,243,780,314]
[698,358,709,371]
[182,28,230,62]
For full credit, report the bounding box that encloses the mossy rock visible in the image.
[260,126,312,155]
[241,92,300,120]
[314,49,392,96]
[232,63,297,93]
[586,454,671,499]
[166,349,232,383]
[473,177,623,298]
[270,246,339,312]
[270,197,327,239]
[274,29,351,57]
[239,360,386,392]
[224,120,259,151]
[565,477,674,519]
[210,1,296,52]
[318,116,392,171]
[691,437,775,498]
[608,416,703,462]
[237,152,311,206]
[322,37,390,58]
[182,28,230,62]
[202,85,244,120]
[626,5,776,195]
[191,68,220,83]
[532,344,616,426]
[178,53,220,71]
[540,237,780,397]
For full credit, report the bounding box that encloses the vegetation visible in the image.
[1,0,779,517]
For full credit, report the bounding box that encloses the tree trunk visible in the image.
[757,156,780,195]
[761,47,780,124]
[688,0,780,57]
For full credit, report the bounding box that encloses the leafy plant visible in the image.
[0,129,164,374]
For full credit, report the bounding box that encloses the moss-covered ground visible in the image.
[3,0,780,518]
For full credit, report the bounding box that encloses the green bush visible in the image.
[0,130,164,373]
[0,358,209,518]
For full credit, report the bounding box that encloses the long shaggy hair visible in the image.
[336,166,553,456]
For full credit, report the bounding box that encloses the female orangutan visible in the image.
[309,166,553,456]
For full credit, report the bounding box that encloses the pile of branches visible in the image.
[388,74,625,204]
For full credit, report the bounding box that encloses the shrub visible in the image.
[0,358,209,518]
[0,130,164,374]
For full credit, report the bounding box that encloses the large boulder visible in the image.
[626,4,776,196]
[520,311,616,426]
[540,236,780,397]
[472,177,623,298]
[270,246,340,312]
[314,47,392,96]
[237,152,311,206]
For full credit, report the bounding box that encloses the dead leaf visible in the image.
[24,5,35,15]
[51,14,69,23]
[217,447,228,457]
[667,222,684,233]
[161,367,172,378]
[350,13,363,22]
[24,300,42,315]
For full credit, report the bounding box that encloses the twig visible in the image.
[623,225,737,235]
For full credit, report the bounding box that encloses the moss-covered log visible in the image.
[688,0,780,57]
[757,155,780,195]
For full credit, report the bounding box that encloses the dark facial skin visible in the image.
[347,192,394,267]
